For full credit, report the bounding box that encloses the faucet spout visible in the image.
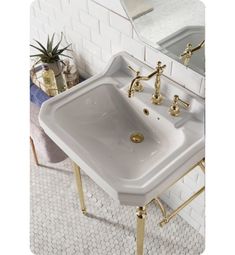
[128,71,157,98]
[128,61,166,105]
[128,76,143,97]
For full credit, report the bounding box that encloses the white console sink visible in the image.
[39,52,205,206]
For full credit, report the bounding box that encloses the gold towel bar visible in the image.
[153,158,205,227]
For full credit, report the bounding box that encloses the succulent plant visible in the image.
[30,33,72,64]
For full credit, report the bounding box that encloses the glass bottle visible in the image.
[47,62,67,93]
[42,64,58,96]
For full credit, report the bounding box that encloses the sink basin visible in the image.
[39,52,205,206]
[53,83,184,180]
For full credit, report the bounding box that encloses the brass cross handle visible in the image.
[181,43,193,57]
[156,61,166,74]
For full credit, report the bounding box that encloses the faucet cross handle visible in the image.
[156,61,166,74]
[127,65,144,93]
[180,43,193,66]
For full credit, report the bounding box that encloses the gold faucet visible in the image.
[151,61,166,105]
[128,61,166,105]
[169,95,190,117]
[128,65,144,94]
[180,40,205,66]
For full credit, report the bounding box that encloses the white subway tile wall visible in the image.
[88,0,109,23]
[31,0,205,235]
[109,12,132,36]
[200,78,205,97]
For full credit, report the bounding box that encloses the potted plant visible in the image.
[30,33,72,93]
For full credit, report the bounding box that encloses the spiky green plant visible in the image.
[30,33,72,64]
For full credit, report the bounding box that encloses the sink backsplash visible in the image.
[105,53,204,130]
[31,0,205,235]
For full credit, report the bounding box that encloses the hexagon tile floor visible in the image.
[30,157,205,255]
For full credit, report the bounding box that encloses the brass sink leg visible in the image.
[72,161,87,215]
[30,136,39,166]
[136,206,147,255]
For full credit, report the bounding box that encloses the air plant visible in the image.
[30,33,72,65]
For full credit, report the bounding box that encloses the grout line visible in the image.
[98,20,100,34]
[170,61,173,76]
[107,7,111,26]
[199,77,203,95]
[143,45,147,62]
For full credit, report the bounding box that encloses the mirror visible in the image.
[121,0,205,75]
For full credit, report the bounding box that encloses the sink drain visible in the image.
[143,108,149,116]
[130,132,144,143]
